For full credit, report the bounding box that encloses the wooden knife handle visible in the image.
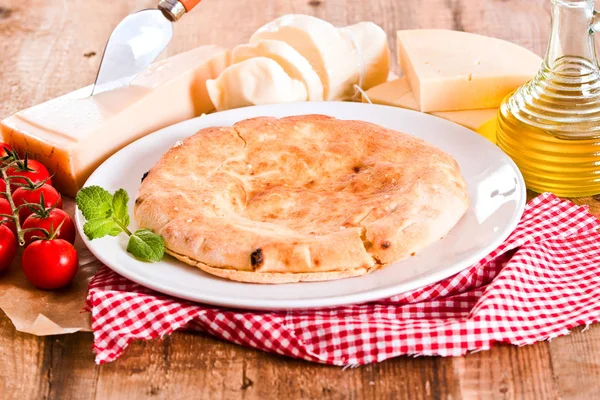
[180,0,201,12]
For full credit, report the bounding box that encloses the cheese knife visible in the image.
[92,0,202,95]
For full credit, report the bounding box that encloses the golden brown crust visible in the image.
[134,115,469,283]
[166,249,379,284]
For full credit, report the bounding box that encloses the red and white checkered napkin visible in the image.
[86,193,600,365]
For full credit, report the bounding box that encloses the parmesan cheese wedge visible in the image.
[397,29,542,112]
[232,39,324,101]
[250,14,358,101]
[206,57,307,111]
[0,45,230,196]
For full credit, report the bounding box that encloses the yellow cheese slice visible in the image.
[206,57,307,111]
[0,45,230,196]
[397,29,542,112]
[363,77,497,140]
[338,21,390,92]
[232,40,324,101]
[433,109,498,132]
[250,14,358,101]
[475,117,498,144]
[363,77,418,110]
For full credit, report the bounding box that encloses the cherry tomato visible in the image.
[6,159,52,190]
[22,239,78,289]
[23,208,75,246]
[0,179,6,198]
[0,224,16,272]
[0,198,16,237]
[12,184,62,224]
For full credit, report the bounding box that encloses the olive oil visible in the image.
[497,0,600,197]
[497,106,600,197]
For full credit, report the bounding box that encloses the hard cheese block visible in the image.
[397,29,542,112]
[1,45,230,196]
[363,77,497,137]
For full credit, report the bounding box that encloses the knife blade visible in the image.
[92,0,202,96]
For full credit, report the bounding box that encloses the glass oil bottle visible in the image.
[497,0,600,197]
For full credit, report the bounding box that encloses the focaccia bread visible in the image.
[134,115,469,283]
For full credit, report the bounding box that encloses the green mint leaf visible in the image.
[83,218,122,239]
[76,186,114,220]
[112,188,130,227]
[127,229,164,262]
[77,186,164,261]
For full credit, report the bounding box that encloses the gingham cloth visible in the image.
[86,193,600,365]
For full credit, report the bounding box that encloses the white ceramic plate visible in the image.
[76,102,525,310]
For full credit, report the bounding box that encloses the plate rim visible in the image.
[76,101,526,310]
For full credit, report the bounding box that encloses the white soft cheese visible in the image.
[232,39,324,101]
[206,57,307,111]
[250,14,358,101]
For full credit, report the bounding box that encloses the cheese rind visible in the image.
[206,57,308,111]
[397,29,542,112]
[250,14,358,101]
[0,45,230,196]
[363,77,497,136]
[232,40,324,101]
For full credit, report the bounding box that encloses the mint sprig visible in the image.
[76,186,164,262]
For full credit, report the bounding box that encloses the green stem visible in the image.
[1,166,25,246]
[115,219,132,236]
[21,227,50,235]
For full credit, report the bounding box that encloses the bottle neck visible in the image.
[501,0,600,138]
[545,0,598,69]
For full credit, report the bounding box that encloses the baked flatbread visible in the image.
[134,115,469,283]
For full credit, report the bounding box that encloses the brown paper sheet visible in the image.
[0,199,98,335]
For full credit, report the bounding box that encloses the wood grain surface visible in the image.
[1,0,599,399]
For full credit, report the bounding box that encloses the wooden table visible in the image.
[1,0,599,398]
